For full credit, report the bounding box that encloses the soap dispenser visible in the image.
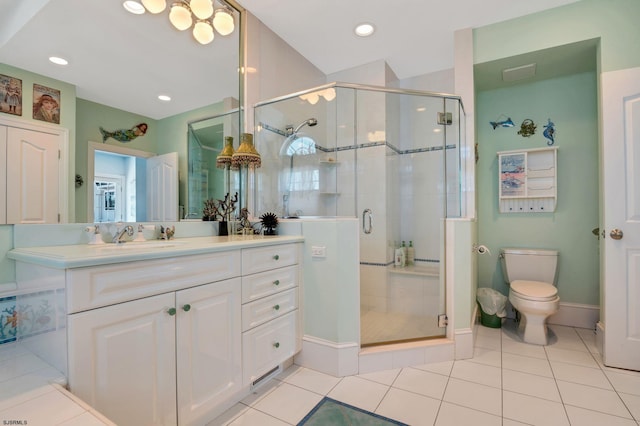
[407,241,415,266]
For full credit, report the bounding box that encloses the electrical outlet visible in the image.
[311,246,326,258]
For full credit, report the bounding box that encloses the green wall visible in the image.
[476,72,599,304]
[474,0,640,73]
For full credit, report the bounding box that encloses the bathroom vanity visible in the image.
[8,235,303,426]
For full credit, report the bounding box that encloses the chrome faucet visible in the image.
[112,224,134,244]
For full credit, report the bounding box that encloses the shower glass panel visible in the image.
[253,83,465,347]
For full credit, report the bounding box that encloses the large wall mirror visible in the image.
[0,0,244,223]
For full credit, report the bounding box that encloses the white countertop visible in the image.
[8,235,304,269]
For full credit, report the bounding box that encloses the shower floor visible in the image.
[360,310,444,347]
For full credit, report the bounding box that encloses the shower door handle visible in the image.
[362,209,373,234]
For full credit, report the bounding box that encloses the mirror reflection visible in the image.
[0,0,244,223]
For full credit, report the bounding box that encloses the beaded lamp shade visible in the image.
[216,136,235,169]
[231,133,261,169]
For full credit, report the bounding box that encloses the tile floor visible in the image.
[210,320,640,426]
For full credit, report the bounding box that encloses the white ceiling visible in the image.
[237,0,581,79]
[0,0,580,120]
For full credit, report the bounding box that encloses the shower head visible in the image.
[287,118,318,136]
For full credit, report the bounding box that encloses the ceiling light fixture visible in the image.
[354,23,375,37]
[123,1,146,14]
[158,94,172,101]
[133,0,235,45]
[49,56,69,65]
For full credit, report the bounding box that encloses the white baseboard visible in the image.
[294,335,359,377]
[454,303,478,360]
[548,302,599,329]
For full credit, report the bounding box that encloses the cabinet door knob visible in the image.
[182,304,191,312]
[167,307,176,316]
[273,280,280,286]
[273,342,280,348]
[273,254,280,260]
[274,304,280,311]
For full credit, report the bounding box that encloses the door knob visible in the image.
[609,229,623,240]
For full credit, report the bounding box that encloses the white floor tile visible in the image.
[0,388,85,425]
[57,412,107,426]
[467,347,501,368]
[376,387,440,426]
[557,380,634,419]
[240,379,280,407]
[443,378,501,416]
[502,338,547,359]
[327,375,389,413]
[435,401,502,426]
[545,346,599,368]
[550,360,613,389]
[450,360,501,388]
[0,366,63,411]
[392,367,449,400]
[0,353,51,382]
[619,392,640,421]
[206,403,251,426]
[252,382,322,425]
[502,368,561,402]
[227,408,290,426]
[502,352,553,377]
[564,405,639,426]
[503,391,570,426]
[474,333,501,351]
[411,360,453,377]
[281,366,341,395]
[547,325,589,352]
[357,367,401,386]
[605,369,640,396]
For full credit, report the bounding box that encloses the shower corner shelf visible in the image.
[387,264,439,277]
[497,147,558,213]
[319,159,339,165]
[318,192,340,196]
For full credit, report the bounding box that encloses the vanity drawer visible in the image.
[241,265,298,303]
[242,310,297,385]
[241,243,298,275]
[242,288,298,332]
[67,250,241,313]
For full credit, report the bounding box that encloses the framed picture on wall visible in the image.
[0,74,22,116]
[33,84,60,124]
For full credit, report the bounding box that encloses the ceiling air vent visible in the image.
[502,63,537,82]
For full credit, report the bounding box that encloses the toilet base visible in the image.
[516,312,551,345]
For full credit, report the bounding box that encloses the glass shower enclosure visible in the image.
[253,83,465,347]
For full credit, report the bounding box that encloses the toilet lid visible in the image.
[511,280,558,301]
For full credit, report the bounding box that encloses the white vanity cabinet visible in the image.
[67,250,243,426]
[0,117,69,223]
[241,244,301,386]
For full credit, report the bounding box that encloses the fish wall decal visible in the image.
[489,117,515,129]
[99,123,148,143]
[543,119,556,145]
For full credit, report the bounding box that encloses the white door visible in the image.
[67,293,178,426]
[6,127,60,223]
[0,126,6,223]
[601,66,640,371]
[147,152,178,221]
[175,278,242,425]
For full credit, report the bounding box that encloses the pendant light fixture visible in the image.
[141,0,166,13]
[212,6,234,36]
[169,1,192,31]
[127,0,236,44]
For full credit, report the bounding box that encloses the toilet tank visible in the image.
[500,248,559,285]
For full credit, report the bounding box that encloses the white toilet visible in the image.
[499,248,560,345]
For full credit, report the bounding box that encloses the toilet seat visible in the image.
[511,280,558,302]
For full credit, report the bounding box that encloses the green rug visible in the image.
[298,397,408,425]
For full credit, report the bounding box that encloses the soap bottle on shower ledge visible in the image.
[407,241,415,266]
[395,242,406,267]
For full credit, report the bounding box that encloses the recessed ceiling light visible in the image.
[49,56,68,65]
[158,95,171,101]
[416,106,426,112]
[354,23,375,37]
[123,1,145,14]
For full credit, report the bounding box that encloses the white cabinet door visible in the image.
[68,293,177,426]
[6,126,60,223]
[176,278,242,425]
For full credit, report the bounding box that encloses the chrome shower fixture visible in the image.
[285,118,318,136]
